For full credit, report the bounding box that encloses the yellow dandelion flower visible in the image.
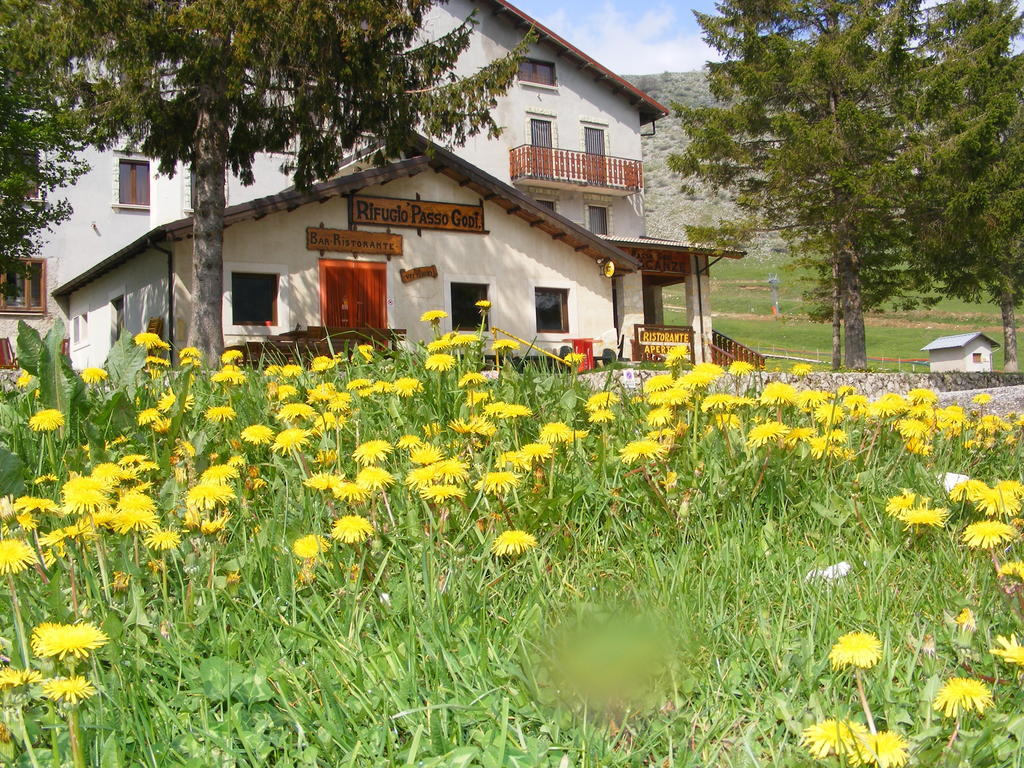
[791,363,814,376]
[420,310,448,323]
[746,421,789,448]
[991,635,1024,666]
[133,332,169,350]
[186,483,235,511]
[538,421,574,444]
[353,440,393,466]
[355,466,394,491]
[144,529,181,551]
[80,368,108,384]
[0,668,42,689]
[998,560,1024,580]
[853,731,909,768]
[204,405,237,423]
[240,424,274,445]
[29,409,64,432]
[392,377,424,397]
[418,484,466,503]
[829,631,882,670]
[759,382,797,406]
[61,477,108,515]
[276,402,317,422]
[409,445,444,465]
[729,361,755,376]
[933,677,992,718]
[955,608,976,631]
[619,439,668,464]
[898,506,948,530]
[588,408,616,424]
[458,372,487,388]
[333,482,372,503]
[41,675,97,705]
[491,529,537,557]
[424,353,456,372]
[0,538,37,575]
[801,719,870,760]
[272,428,310,454]
[475,471,520,495]
[31,622,109,661]
[330,515,373,544]
[292,534,330,560]
[492,339,520,354]
[962,520,1017,549]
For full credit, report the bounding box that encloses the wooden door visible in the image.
[584,126,607,185]
[319,260,387,328]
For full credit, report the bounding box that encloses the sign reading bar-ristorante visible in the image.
[306,227,402,256]
[350,195,486,233]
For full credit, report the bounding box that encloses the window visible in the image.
[0,260,45,313]
[118,159,150,206]
[231,272,278,326]
[535,199,556,212]
[535,288,569,334]
[450,282,489,331]
[518,59,556,86]
[72,313,88,345]
[530,119,553,148]
[972,352,983,363]
[587,205,609,235]
[110,296,125,343]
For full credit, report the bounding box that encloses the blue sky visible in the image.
[508,0,722,75]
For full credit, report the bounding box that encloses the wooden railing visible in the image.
[710,330,766,368]
[509,146,643,192]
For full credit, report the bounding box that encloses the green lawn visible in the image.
[661,253,1014,370]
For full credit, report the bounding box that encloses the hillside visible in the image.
[625,72,784,263]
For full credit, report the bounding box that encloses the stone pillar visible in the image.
[685,255,713,364]
[619,270,645,359]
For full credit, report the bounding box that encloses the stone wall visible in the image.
[582,367,1024,399]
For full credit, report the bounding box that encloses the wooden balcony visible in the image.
[509,146,644,195]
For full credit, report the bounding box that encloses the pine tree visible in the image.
[5,0,526,360]
[909,0,1024,370]
[669,0,921,369]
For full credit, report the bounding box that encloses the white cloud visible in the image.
[535,2,720,75]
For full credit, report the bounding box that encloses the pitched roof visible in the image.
[599,235,745,259]
[921,332,1000,351]
[478,0,669,124]
[53,139,639,298]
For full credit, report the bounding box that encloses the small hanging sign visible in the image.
[306,227,402,256]
[400,265,438,283]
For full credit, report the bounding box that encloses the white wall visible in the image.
[928,339,995,373]
[73,164,624,365]
[66,248,170,369]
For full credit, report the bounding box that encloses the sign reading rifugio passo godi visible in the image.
[350,195,486,233]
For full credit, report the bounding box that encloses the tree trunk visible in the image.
[1000,288,1018,372]
[838,245,867,369]
[188,100,229,363]
[831,255,842,370]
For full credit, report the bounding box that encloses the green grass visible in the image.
[659,253,1015,370]
[2,328,1023,766]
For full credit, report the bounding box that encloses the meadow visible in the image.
[0,314,1022,767]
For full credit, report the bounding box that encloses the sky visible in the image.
[508,0,723,75]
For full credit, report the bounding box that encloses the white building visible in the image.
[24,0,747,367]
[922,332,1000,372]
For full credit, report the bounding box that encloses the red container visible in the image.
[569,338,595,371]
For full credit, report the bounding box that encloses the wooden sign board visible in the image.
[350,195,486,234]
[637,250,692,275]
[400,265,438,283]
[306,227,402,256]
[632,324,694,362]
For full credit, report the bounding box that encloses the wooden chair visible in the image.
[0,338,15,369]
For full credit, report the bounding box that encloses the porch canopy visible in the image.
[598,235,744,363]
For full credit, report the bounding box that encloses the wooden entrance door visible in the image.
[319,260,387,328]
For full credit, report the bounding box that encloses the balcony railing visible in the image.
[509,145,644,193]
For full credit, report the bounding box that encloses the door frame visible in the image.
[318,258,389,329]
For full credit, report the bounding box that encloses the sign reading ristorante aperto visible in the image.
[350,195,486,233]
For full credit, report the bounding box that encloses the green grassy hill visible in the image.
[626,72,1016,370]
